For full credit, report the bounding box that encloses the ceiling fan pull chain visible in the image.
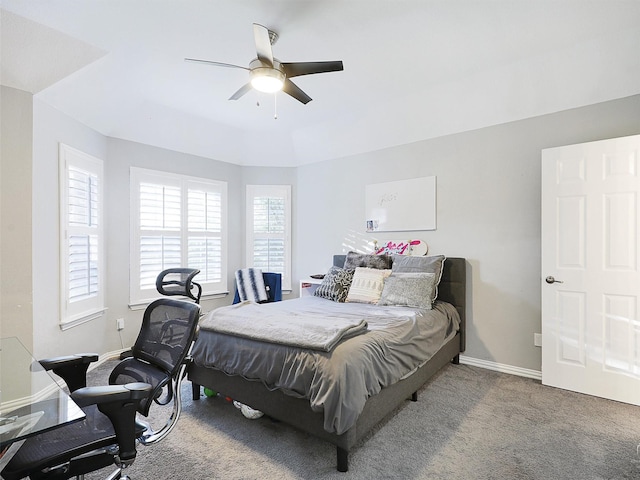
[274,94,278,120]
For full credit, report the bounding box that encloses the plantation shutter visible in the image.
[130,168,227,305]
[187,185,223,283]
[138,182,182,290]
[252,195,285,270]
[246,185,291,290]
[60,144,105,328]
[67,166,100,302]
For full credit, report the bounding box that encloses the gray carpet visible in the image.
[86,362,640,479]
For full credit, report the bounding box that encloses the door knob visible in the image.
[545,276,563,284]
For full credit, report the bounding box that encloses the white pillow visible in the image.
[346,267,392,304]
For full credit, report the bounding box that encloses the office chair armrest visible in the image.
[39,353,99,393]
[72,383,152,465]
[71,382,152,407]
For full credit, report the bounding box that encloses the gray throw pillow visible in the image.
[343,251,392,270]
[391,255,445,302]
[313,267,355,302]
[378,272,436,309]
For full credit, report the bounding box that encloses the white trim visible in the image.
[58,307,107,331]
[127,291,229,311]
[59,143,105,327]
[459,355,542,381]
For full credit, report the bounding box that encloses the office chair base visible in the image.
[139,363,187,445]
[104,468,129,480]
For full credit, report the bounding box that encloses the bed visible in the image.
[188,255,466,472]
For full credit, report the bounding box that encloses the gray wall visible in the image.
[6,88,640,372]
[31,99,108,359]
[105,138,245,347]
[0,86,33,348]
[29,118,299,358]
[295,94,640,372]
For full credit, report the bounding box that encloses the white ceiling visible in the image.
[2,0,640,167]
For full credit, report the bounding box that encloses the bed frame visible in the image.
[188,256,466,472]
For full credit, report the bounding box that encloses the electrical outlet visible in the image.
[534,333,542,347]
[116,318,125,331]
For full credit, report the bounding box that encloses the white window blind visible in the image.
[59,144,105,328]
[188,187,223,284]
[246,185,291,290]
[138,182,182,290]
[130,168,227,304]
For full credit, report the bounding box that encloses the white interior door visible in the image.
[541,134,640,405]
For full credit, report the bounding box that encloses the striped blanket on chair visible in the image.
[235,268,269,303]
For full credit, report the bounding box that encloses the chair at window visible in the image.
[232,268,282,304]
[121,268,201,361]
[1,298,200,480]
[155,268,202,304]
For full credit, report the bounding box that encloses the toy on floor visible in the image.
[202,387,262,419]
[203,387,218,397]
[233,400,264,420]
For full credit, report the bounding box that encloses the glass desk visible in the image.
[0,337,85,450]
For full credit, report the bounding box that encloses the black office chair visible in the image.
[2,298,200,480]
[120,268,201,361]
[155,268,202,304]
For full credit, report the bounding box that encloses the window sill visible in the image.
[128,291,230,311]
[59,308,108,331]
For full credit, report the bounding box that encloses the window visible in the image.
[59,144,105,329]
[246,185,291,291]
[130,168,227,305]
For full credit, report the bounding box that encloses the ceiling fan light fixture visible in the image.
[188,24,342,104]
[250,67,285,93]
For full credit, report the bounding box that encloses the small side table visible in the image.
[299,278,323,298]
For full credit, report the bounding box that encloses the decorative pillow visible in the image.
[345,267,392,304]
[378,272,436,309]
[343,251,392,270]
[391,254,445,302]
[313,267,355,302]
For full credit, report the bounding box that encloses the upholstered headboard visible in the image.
[332,255,466,352]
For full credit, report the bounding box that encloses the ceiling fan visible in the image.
[185,23,343,105]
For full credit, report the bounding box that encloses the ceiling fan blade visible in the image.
[229,83,253,100]
[282,79,312,104]
[282,61,344,78]
[253,23,274,66]
[185,58,249,70]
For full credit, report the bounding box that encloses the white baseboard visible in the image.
[88,348,130,370]
[459,355,542,381]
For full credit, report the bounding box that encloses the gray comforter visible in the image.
[193,296,460,435]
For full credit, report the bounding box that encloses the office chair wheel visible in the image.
[109,474,130,480]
